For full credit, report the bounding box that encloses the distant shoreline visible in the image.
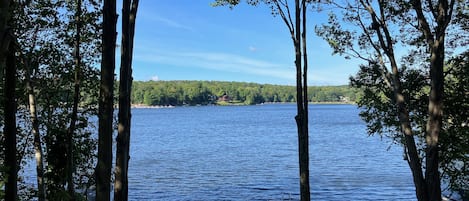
[131,101,355,108]
[131,104,176,109]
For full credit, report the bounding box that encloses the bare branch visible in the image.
[426,0,438,19]
[274,0,294,35]
[447,0,456,26]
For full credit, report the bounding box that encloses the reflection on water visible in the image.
[129,104,416,200]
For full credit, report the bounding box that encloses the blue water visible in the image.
[129,104,416,200]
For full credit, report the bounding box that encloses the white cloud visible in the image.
[150,75,159,81]
[248,46,257,52]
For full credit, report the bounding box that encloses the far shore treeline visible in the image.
[129,80,362,106]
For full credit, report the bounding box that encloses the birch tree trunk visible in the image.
[25,55,46,201]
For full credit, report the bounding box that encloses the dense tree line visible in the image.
[131,80,361,106]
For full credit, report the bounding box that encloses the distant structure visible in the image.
[218,93,231,102]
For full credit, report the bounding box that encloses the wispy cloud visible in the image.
[140,12,193,31]
[134,49,295,81]
[248,46,257,52]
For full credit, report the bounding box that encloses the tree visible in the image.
[411,0,454,198]
[12,0,101,199]
[1,0,17,200]
[114,0,139,200]
[66,0,83,198]
[315,0,467,200]
[441,51,469,198]
[213,0,311,200]
[96,0,117,200]
[22,27,46,200]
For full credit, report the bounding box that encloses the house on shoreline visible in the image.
[217,93,231,102]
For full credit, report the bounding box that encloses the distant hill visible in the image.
[131,80,362,106]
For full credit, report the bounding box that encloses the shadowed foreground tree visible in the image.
[1,0,17,200]
[213,0,312,200]
[96,0,117,200]
[13,0,101,199]
[114,0,139,200]
[66,0,83,198]
[315,0,467,200]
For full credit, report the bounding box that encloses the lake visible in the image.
[129,104,416,200]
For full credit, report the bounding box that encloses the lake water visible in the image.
[129,104,416,200]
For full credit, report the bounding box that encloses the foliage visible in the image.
[131,80,360,106]
[10,0,102,199]
[315,0,468,198]
[352,50,469,199]
[440,52,469,197]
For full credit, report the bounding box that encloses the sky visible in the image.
[121,0,362,86]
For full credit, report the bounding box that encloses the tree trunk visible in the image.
[96,0,117,200]
[389,31,428,201]
[3,39,17,201]
[411,0,452,199]
[115,1,138,200]
[425,31,445,201]
[360,1,429,199]
[66,0,82,199]
[300,0,310,200]
[387,35,427,201]
[1,0,16,198]
[293,0,310,200]
[25,56,46,201]
[0,0,10,80]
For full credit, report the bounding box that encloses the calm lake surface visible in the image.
[129,104,416,200]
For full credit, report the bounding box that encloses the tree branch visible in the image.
[426,0,438,20]
[412,0,435,47]
[274,0,294,35]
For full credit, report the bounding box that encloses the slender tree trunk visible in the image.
[359,1,429,199]
[114,0,131,198]
[96,0,117,200]
[395,76,428,201]
[25,25,46,201]
[0,0,10,80]
[25,56,46,201]
[293,0,310,200]
[300,0,310,200]
[1,0,16,199]
[66,0,82,199]
[3,40,17,201]
[115,1,138,200]
[386,33,427,201]
[388,30,428,201]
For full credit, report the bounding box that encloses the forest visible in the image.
[0,0,468,201]
[131,80,361,106]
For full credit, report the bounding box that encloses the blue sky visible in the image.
[120,0,362,86]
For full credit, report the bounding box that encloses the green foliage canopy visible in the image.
[131,80,360,106]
